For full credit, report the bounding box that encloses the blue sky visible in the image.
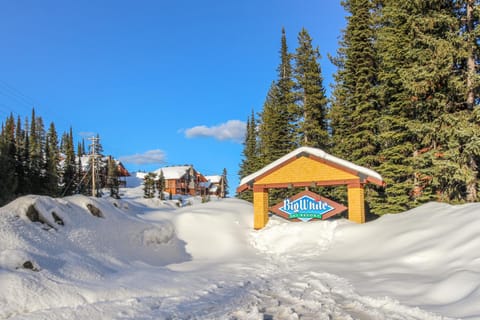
[0,0,346,193]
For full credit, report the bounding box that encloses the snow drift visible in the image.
[1,189,479,319]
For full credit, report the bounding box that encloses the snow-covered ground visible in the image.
[1,184,479,319]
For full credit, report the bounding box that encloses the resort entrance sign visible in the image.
[270,190,347,222]
[237,147,385,230]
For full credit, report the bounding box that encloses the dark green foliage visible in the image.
[331,0,379,167]
[0,111,124,206]
[143,173,157,198]
[240,2,480,215]
[107,156,120,199]
[257,29,299,169]
[61,127,76,196]
[294,28,329,149]
[0,115,18,205]
[238,110,260,202]
[238,110,259,178]
[157,170,165,200]
[221,167,228,197]
[44,122,60,196]
[332,0,480,214]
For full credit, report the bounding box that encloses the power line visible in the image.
[0,80,38,109]
[0,80,44,122]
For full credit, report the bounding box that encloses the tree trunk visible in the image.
[466,0,476,109]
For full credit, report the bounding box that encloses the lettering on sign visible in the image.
[270,190,347,222]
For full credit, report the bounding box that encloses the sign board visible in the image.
[270,190,347,222]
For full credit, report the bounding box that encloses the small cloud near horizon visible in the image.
[119,149,166,165]
[79,131,97,138]
[184,120,246,143]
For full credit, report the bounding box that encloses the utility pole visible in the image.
[88,136,100,197]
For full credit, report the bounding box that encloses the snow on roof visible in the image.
[239,146,383,187]
[199,181,212,188]
[205,175,222,184]
[154,166,192,180]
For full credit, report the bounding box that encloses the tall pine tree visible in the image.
[294,28,329,149]
[330,0,382,212]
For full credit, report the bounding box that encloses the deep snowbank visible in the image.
[0,194,190,318]
[252,202,480,319]
[1,190,480,319]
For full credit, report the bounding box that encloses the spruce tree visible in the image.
[15,116,28,195]
[294,28,329,149]
[373,0,479,209]
[331,0,379,166]
[61,127,77,196]
[239,110,259,177]
[107,156,120,199]
[276,28,297,152]
[221,167,228,198]
[0,115,18,205]
[44,122,60,197]
[238,110,259,202]
[369,0,417,213]
[330,0,382,212]
[157,170,165,200]
[28,108,46,194]
[258,83,287,165]
[258,29,297,169]
[143,173,156,198]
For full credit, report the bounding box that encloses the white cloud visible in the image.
[79,132,97,138]
[184,120,246,143]
[119,149,166,165]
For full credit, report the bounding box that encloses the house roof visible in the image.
[205,175,222,184]
[238,146,384,188]
[154,165,192,180]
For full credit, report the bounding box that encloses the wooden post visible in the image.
[347,183,365,223]
[253,186,269,229]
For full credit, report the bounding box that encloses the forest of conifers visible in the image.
[0,109,120,206]
[238,0,480,215]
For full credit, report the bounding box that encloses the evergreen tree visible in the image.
[77,140,86,156]
[221,167,228,198]
[276,28,297,152]
[0,114,18,205]
[458,0,480,201]
[20,119,32,195]
[14,116,27,196]
[157,170,165,200]
[61,127,76,196]
[375,0,475,209]
[44,122,60,196]
[107,156,120,199]
[28,108,46,194]
[239,110,259,177]
[257,29,297,169]
[294,28,329,149]
[143,173,156,198]
[331,0,379,166]
[258,83,287,165]
[330,0,382,212]
[238,110,259,201]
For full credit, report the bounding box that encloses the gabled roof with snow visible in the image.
[239,146,384,188]
[205,175,222,184]
[154,166,192,180]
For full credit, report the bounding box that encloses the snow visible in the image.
[205,175,223,184]
[1,186,480,319]
[153,165,192,180]
[239,146,384,187]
